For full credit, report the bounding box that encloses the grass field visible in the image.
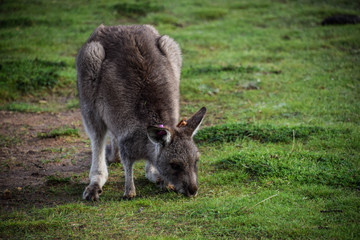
[0,0,359,239]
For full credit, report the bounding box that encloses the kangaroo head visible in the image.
[147,107,206,197]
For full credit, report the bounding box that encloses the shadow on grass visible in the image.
[0,182,86,212]
[0,176,182,212]
[102,176,181,202]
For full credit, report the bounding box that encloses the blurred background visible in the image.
[1,0,359,126]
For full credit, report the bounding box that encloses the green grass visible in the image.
[216,151,359,188]
[1,0,359,239]
[193,8,228,21]
[0,59,66,101]
[0,134,21,148]
[37,126,80,138]
[46,175,71,185]
[0,102,51,112]
[113,0,164,18]
[195,123,351,144]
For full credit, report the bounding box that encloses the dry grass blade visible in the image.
[287,130,296,161]
[247,193,279,213]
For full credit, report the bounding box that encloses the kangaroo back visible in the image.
[77,25,182,133]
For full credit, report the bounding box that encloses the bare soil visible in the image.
[0,110,92,211]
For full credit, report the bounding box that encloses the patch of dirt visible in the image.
[0,110,92,210]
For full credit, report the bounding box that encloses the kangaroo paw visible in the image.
[122,191,136,200]
[156,177,176,192]
[83,183,103,201]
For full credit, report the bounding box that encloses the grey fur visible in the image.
[76,24,206,200]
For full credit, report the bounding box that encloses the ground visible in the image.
[0,110,91,209]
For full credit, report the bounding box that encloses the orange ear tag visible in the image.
[176,118,187,127]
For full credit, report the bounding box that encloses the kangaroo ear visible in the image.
[182,107,207,137]
[147,126,172,146]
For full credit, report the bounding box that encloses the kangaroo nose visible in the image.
[188,185,198,196]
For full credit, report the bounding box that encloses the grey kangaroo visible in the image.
[76,24,206,200]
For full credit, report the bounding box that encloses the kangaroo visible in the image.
[76,24,206,201]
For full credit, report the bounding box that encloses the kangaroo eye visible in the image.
[170,163,182,171]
